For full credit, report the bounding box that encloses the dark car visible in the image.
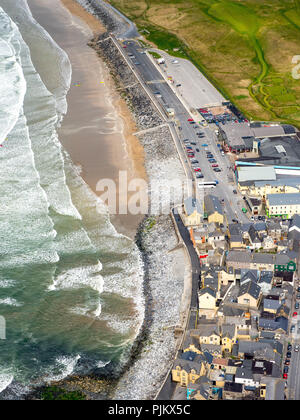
[297,287,300,292]
[232,219,238,223]
[287,344,292,351]
[191,142,196,145]
[214,168,221,172]
[191,160,199,164]
[196,173,204,179]
[287,351,292,358]
[297,293,300,299]
[285,360,290,366]
[284,366,289,374]
[295,302,299,310]
[233,190,237,194]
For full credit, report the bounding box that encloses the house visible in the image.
[182,333,202,355]
[228,224,244,249]
[248,224,262,249]
[198,287,217,310]
[204,194,224,224]
[266,193,300,219]
[183,197,202,226]
[237,280,262,308]
[288,214,300,238]
[221,324,236,353]
[172,359,206,387]
[237,340,282,363]
[258,271,273,295]
[260,377,285,400]
[235,367,260,388]
[187,376,212,400]
[223,382,243,399]
[263,298,281,314]
[190,324,220,345]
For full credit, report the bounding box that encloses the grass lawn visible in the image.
[110,0,300,127]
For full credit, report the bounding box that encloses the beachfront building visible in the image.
[183,197,202,226]
[204,194,224,224]
[266,193,300,218]
[172,359,206,387]
[198,287,217,310]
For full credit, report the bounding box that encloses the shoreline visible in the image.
[56,0,188,400]
[23,0,188,400]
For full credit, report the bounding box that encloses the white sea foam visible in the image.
[0,298,23,307]
[46,355,81,383]
[0,372,14,393]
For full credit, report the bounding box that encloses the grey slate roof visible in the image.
[184,197,202,216]
[264,298,281,311]
[204,194,223,216]
[238,280,261,300]
[221,324,236,339]
[267,193,300,206]
[199,286,216,298]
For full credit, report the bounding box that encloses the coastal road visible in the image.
[121,40,249,224]
[156,209,200,400]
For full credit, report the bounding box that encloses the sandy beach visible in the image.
[28,0,147,238]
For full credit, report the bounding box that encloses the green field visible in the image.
[110,0,300,127]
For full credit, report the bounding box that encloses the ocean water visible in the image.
[0,0,144,397]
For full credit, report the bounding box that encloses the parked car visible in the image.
[297,293,300,299]
[283,373,288,379]
[287,351,292,358]
[232,219,238,223]
[214,168,221,172]
[196,173,204,179]
[212,164,219,168]
[295,345,299,352]
[295,302,299,310]
[287,344,292,351]
[284,366,289,374]
[297,286,300,292]
[194,168,201,172]
[196,148,200,152]
[285,360,290,366]
[191,160,199,164]
[202,144,208,147]
[191,142,196,145]
[233,190,237,194]
[293,312,298,317]
[290,325,295,333]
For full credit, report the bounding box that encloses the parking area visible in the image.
[151,50,226,110]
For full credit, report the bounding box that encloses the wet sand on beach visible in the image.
[28,0,147,238]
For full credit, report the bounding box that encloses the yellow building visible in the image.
[172,359,205,387]
[237,280,262,308]
[249,181,300,198]
[204,194,224,224]
[266,193,300,218]
[198,287,217,310]
[221,324,236,353]
[190,325,220,345]
[183,197,202,226]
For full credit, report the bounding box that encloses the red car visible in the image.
[293,312,298,317]
[212,164,219,167]
[188,118,194,122]
[283,373,288,379]
[194,168,201,172]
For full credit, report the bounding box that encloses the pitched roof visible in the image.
[204,194,223,216]
[267,193,300,206]
[238,280,261,300]
[184,197,202,216]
